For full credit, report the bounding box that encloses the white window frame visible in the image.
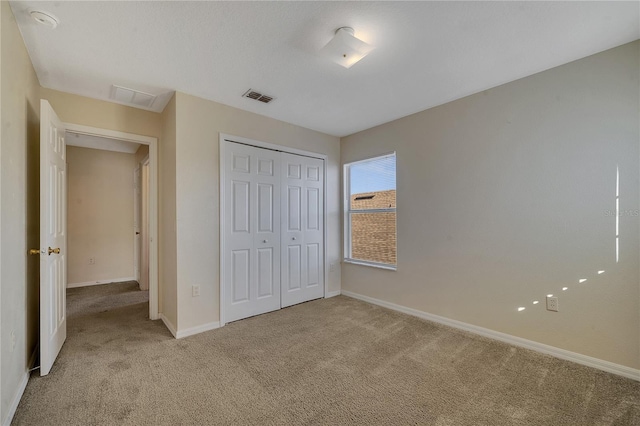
[343,152,397,271]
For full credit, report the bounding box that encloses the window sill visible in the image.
[343,258,397,271]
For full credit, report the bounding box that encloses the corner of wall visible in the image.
[159,93,178,330]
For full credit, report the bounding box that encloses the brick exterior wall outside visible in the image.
[350,190,396,265]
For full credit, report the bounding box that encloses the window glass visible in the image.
[345,154,396,268]
[349,155,396,210]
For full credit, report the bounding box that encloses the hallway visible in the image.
[67,281,149,318]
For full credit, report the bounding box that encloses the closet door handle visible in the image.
[262,240,268,243]
[292,237,296,241]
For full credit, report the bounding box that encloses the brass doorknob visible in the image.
[28,249,40,255]
[48,247,60,255]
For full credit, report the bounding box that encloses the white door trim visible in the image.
[141,156,150,292]
[133,165,142,283]
[219,133,329,327]
[64,123,160,320]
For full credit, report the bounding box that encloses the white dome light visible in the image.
[320,27,375,69]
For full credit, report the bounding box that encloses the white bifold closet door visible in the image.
[223,142,324,323]
[280,153,324,308]
[224,143,282,323]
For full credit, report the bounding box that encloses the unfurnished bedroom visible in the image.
[1,1,638,425]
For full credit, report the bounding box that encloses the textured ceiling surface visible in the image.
[10,1,640,137]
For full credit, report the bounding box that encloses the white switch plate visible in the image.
[546,296,559,312]
[192,285,200,297]
[329,263,336,272]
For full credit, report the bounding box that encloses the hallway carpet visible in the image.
[12,285,640,425]
[66,281,148,318]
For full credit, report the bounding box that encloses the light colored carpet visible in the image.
[12,285,640,425]
[66,281,149,318]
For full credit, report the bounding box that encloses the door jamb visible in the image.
[219,133,329,327]
[133,164,141,283]
[64,123,160,320]
[141,156,150,292]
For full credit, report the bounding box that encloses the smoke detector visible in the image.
[29,10,59,29]
[242,89,274,104]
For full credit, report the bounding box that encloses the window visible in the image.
[344,153,396,269]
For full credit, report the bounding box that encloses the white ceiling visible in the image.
[10,1,640,137]
[66,132,141,154]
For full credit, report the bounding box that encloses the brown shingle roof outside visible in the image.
[350,190,396,265]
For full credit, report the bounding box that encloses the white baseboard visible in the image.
[325,290,341,298]
[160,313,177,338]
[2,371,29,426]
[2,346,39,425]
[67,277,136,288]
[341,290,640,381]
[176,321,220,339]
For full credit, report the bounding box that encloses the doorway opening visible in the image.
[64,123,159,320]
[38,101,160,376]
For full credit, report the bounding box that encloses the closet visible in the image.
[222,140,325,323]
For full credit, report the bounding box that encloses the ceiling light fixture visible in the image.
[29,10,59,29]
[320,27,374,69]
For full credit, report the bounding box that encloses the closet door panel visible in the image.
[281,153,324,307]
[223,142,281,322]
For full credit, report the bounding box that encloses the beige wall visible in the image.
[160,94,178,328]
[41,88,165,306]
[0,25,166,419]
[341,41,640,369]
[173,92,341,332]
[40,88,162,140]
[67,147,136,285]
[0,2,41,421]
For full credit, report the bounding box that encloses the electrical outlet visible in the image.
[88,257,95,265]
[329,263,336,272]
[192,285,200,297]
[546,296,559,312]
[10,330,15,352]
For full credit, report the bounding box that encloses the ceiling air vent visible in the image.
[242,89,274,104]
[110,85,157,108]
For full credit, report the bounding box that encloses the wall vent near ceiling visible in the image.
[110,85,157,108]
[242,89,274,104]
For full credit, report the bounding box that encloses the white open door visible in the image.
[40,100,67,376]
